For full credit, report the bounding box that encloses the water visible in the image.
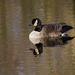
[0,0,75,75]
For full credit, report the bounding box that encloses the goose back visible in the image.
[40,23,73,37]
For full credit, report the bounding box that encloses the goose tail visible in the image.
[61,25,73,33]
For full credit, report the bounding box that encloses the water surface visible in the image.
[0,0,75,75]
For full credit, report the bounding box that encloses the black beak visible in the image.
[28,24,33,26]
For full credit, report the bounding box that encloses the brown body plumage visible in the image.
[40,23,72,37]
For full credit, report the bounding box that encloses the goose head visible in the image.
[29,18,42,27]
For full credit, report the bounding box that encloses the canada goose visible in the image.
[29,18,73,40]
[29,18,74,55]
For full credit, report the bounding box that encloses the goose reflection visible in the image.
[29,35,74,55]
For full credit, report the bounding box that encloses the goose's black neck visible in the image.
[34,26,42,32]
[34,25,44,32]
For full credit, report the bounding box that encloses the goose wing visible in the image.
[58,23,73,33]
[42,23,73,33]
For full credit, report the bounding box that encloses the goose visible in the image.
[29,18,73,41]
[29,18,74,55]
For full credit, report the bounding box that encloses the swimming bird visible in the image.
[29,18,74,55]
[29,18,73,40]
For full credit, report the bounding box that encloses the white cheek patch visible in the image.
[34,20,38,26]
[35,49,39,54]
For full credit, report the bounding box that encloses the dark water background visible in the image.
[0,0,75,75]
